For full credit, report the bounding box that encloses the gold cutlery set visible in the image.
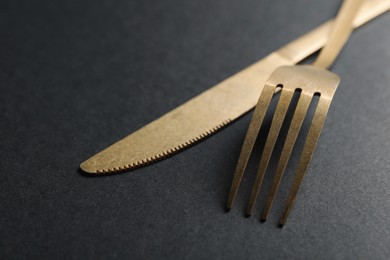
[80,0,390,225]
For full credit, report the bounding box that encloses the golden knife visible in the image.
[81,0,390,175]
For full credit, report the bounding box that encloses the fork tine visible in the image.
[227,84,276,210]
[279,96,331,226]
[261,92,312,221]
[245,88,294,216]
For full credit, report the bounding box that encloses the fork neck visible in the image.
[313,0,364,69]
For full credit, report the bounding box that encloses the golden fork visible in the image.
[227,0,364,226]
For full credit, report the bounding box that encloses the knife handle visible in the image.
[277,0,390,63]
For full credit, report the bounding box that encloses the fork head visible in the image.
[227,65,340,226]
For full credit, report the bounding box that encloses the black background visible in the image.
[1,0,389,259]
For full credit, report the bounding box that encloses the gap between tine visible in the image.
[227,84,276,210]
[245,88,294,217]
[261,92,312,222]
[279,97,331,226]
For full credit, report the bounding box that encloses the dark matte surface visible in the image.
[1,0,389,259]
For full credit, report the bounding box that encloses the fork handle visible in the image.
[313,0,364,69]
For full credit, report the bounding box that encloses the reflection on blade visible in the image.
[81,53,292,174]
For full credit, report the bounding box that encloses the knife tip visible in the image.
[80,160,98,174]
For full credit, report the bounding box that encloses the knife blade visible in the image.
[81,0,389,174]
